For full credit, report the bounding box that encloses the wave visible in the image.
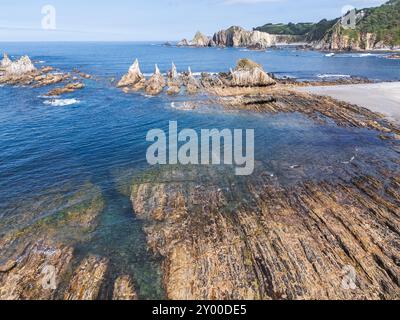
[43,98,80,107]
[317,74,351,79]
[325,53,335,57]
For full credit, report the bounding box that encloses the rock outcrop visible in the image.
[131,161,400,300]
[179,26,277,49]
[229,59,276,87]
[64,255,109,300]
[166,63,181,95]
[145,64,166,95]
[0,54,91,92]
[5,55,36,75]
[45,82,85,96]
[117,59,146,90]
[213,26,276,48]
[184,67,200,94]
[113,275,138,300]
[177,32,214,47]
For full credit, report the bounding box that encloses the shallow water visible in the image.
[0,42,399,298]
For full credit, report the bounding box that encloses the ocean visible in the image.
[0,42,399,298]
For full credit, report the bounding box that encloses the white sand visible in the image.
[296,82,400,124]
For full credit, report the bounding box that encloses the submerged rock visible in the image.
[117,58,145,90]
[131,165,400,300]
[145,64,166,95]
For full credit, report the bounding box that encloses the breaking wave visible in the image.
[43,98,80,107]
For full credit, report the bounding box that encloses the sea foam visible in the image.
[43,98,80,107]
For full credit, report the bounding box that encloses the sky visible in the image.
[0,0,388,41]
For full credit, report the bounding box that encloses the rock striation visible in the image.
[179,26,277,49]
[4,55,36,75]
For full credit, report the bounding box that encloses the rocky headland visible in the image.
[178,1,399,52]
[178,26,292,49]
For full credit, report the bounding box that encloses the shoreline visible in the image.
[295,82,400,124]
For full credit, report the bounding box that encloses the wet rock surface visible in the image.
[131,164,400,300]
[64,255,109,300]
[45,82,85,96]
[0,183,136,300]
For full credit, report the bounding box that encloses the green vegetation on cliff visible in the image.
[254,22,314,35]
[357,0,400,45]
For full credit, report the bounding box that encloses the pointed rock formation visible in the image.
[5,56,36,75]
[117,59,146,90]
[0,53,12,68]
[145,64,166,95]
[167,62,181,95]
[230,59,276,87]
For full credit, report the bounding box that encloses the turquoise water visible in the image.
[0,42,399,298]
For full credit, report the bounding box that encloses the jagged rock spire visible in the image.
[117,58,145,89]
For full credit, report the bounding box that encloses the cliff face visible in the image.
[315,20,399,51]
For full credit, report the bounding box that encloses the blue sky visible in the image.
[0,0,388,41]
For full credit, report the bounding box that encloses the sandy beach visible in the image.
[296,82,400,124]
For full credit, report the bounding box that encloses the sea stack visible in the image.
[230,59,276,87]
[117,59,146,90]
[145,64,166,95]
[166,62,181,95]
[5,56,36,75]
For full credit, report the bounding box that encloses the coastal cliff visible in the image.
[315,0,400,51]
